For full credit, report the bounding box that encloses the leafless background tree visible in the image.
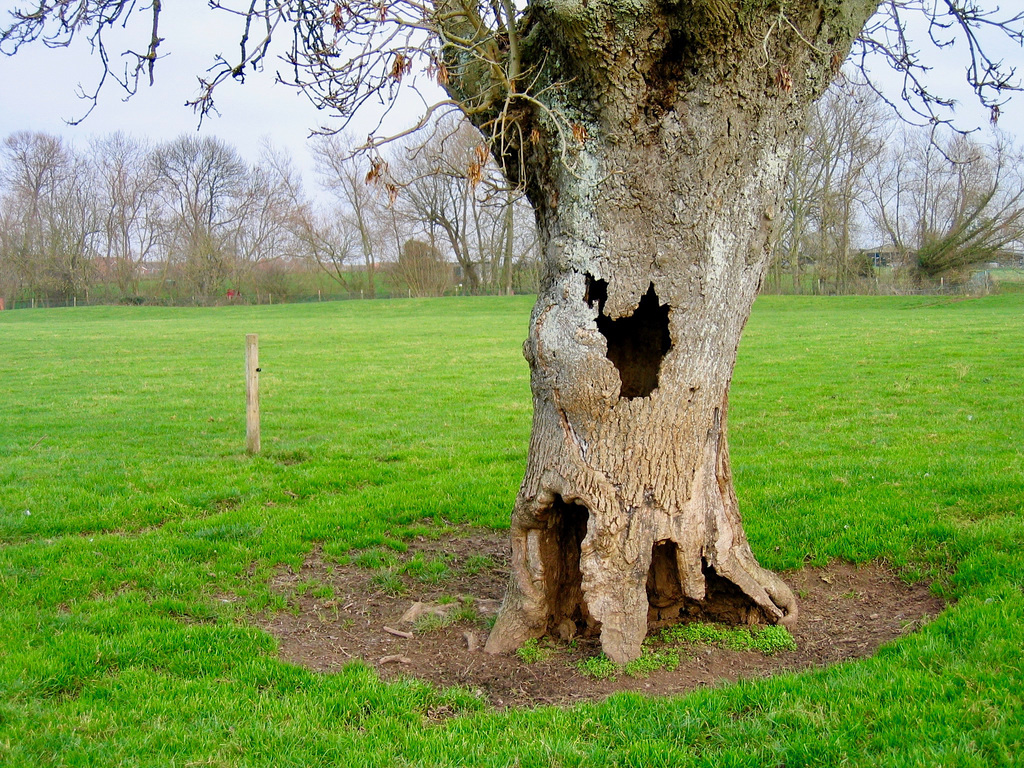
[0,119,542,307]
[91,133,161,297]
[394,237,452,297]
[769,80,1024,295]
[0,131,99,303]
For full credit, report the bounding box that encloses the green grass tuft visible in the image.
[624,648,681,678]
[353,548,400,570]
[515,638,551,664]
[370,570,407,596]
[190,523,263,542]
[401,553,453,584]
[462,554,495,575]
[577,654,619,680]
[451,599,479,623]
[413,612,450,633]
[749,624,798,654]
[659,621,797,655]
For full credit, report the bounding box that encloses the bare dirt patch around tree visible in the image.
[253,530,945,709]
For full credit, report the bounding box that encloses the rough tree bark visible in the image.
[445,0,881,663]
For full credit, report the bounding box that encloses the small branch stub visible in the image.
[245,334,260,454]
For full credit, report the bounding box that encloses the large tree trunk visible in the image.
[461,0,879,664]
[484,127,799,663]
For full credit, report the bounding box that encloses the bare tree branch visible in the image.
[852,1,1024,130]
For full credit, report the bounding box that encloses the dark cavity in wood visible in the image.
[539,495,596,638]
[585,275,672,399]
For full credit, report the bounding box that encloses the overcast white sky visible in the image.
[0,2,1021,187]
[0,4,444,184]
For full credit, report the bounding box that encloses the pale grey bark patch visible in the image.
[585,274,672,399]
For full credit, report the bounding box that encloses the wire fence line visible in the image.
[4,270,1019,311]
[0,288,527,311]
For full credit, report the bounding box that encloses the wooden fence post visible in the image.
[246,334,261,454]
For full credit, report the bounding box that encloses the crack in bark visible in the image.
[556,405,588,462]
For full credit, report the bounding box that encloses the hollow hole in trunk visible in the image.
[585,275,672,399]
[646,540,685,628]
[645,548,769,632]
[538,495,595,639]
[697,560,770,626]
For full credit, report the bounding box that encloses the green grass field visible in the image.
[1,294,1022,766]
